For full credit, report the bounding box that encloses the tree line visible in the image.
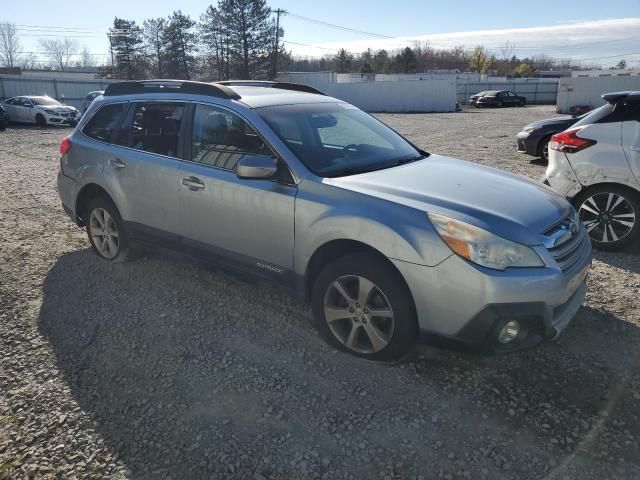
[108,0,277,80]
[0,3,630,80]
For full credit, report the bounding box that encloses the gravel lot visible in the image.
[1,105,639,480]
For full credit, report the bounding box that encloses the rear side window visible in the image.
[118,103,185,158]
[190,104,271,170]
[572,103,616,127]
[82,103,126,142]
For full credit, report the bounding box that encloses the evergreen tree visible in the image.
[143,18,167,78]
[108,18,144,79]
[162,11,197,80]
[334,49,353,73]
[395,47,417,73]
[226,0,274,79]
[200,2,233,80]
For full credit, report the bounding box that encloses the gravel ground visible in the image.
[1,106,639,480]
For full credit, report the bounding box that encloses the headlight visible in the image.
[428,213,544,270]
[523,126,540,133]
[43,109,58,115]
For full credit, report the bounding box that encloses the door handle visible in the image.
[182,176,205,191]
[108,157,126,170]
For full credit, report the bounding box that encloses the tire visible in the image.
[497,101,503,108]
[572,185,640,251]
[35,114,47,128]
[519,100,526,107]
[84,196,134,262]
[538,136,551,162]
[311,252,418,362]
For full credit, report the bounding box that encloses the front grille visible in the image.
[544,211,590,274]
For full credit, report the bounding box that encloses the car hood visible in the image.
[40,105,78,113]
[524,116,577,130]
[327,154,571,246]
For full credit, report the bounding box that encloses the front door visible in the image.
[178,103,296,283]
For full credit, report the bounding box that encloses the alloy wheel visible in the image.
[579,192,636,243]
[323,275,395,354]
[541,142,549,161]
[89,208,120,259]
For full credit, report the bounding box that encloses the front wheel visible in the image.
[35,114,47,127]
[573,185,639,251]
[311,253,418,361]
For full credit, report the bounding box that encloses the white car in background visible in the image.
[545,91,640,251]
[2,96,80,127]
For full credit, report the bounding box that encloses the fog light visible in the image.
[498,320,520,344]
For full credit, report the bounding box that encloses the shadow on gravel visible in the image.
[38,250,640,480]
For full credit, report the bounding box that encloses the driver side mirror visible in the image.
[236,155,278,179]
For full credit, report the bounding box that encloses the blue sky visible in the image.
[4,0,640,67]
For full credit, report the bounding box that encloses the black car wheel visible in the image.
[538,136,551,161]
[573,185,640,251]
[35,114,47,128]
[497,101,503,107]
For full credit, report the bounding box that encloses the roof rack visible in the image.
[602,91,640,104]
[216,80,326,96]
[103,80,241,100]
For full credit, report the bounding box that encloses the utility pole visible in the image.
[271,9,286,81]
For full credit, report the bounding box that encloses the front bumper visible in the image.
[392,248,591,351]
[516,131,541,156]
[46,112,79,125]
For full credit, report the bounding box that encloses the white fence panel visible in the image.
[0,75,118,109]
[321,79,456,112]
[557,76,640,113]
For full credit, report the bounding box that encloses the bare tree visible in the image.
[77,46,97,68]
[38,37,79,71]
[499,41,515,61]
[0,22,22,68]
[20,53,40,70]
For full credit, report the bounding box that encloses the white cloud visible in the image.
[286,17,640,65]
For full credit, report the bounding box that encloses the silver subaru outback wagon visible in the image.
[57,80,592,361]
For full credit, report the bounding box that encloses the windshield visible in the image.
[572,103,615,128]
[31,97,62,107]
[257,103,424,177]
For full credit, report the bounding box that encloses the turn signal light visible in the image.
[60,137,72,156]
[549,128,596,154]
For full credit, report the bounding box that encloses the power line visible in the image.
[285,12,394,39]
[283,40,334,51]
[572,50,640,61]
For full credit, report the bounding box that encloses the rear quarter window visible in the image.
[82,103,126,143]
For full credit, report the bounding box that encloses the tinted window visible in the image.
[258,103,422,177]
[119,103,185,158]
[190,104,271,170]
[82,103,126,142]
[572,103,615,128]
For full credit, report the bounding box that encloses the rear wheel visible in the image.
[573,185,639,251]
[497,101,504,108]
[35,114,47,127]
[312,252,417,361]
[85,196,134,262]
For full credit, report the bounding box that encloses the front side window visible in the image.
[82,103,126,142]
[190,104,271,170]
[257,103,423,177]
[118,103,185,158]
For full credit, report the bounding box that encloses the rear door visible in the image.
[621,101,640,184]
[177,103,296,282]
[102,101,186,244]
